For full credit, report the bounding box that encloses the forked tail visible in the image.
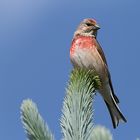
[104,100,127,128]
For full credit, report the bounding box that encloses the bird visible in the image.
[70,18,127,128]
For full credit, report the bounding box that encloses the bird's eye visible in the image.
[86,23,93,26]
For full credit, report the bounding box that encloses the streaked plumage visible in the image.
[70,18,127,128]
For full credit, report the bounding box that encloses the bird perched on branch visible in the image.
[70,18,127,128]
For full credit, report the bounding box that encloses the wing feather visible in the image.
[96,40,119,103]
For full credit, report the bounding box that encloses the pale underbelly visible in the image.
[71,48,107,80]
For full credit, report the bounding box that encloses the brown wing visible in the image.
[108,70,120,103]
[96,40,120,103]
[96,40,108,66]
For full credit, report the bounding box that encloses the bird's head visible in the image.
[74,18,100,38]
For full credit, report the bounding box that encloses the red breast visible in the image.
[70,36,97,56]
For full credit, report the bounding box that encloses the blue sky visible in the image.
[0,0,140,139]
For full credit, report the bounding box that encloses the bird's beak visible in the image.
[94,24,100,30]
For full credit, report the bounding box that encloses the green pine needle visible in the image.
[21,99,54,140]
[90,125,113,140]
[60,68,101,140]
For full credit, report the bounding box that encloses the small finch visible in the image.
[70,18,127,128]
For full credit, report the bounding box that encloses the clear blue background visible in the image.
[0,0,139,139]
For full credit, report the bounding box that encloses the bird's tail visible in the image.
[104,98,127,128]
[100,82,127,128]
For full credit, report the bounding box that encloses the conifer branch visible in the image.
[60,68,101,140]
[21,99,54,140]
[90,125,113,140]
